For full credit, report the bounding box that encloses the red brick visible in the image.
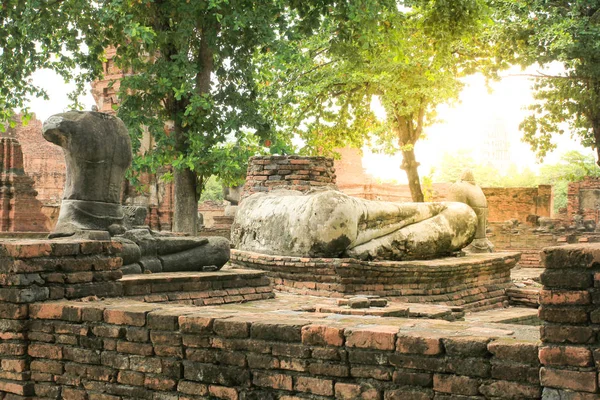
[335,383,361,399]
[28,343,62,359]
[118,370,145,386]
[539,345,593,367]
[540,289,591,305]
[302,324,344,346]
[29,302,68,320]
[116,340,153,356]
[541,325,595,344]
[294,376,334,396]
[540,367,598,393]
[209,385,238,400]
[179,314,214,333]
[433,374,480,396]
[397,334,443,355]
[253,371,293,390]
[178,380,209,396]
[213,318,249,338]
[345,326,397,350]
[104,306,151,326]
[144,374,177,391]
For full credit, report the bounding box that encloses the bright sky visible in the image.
[363,65,593,183]
[27,65,593,185]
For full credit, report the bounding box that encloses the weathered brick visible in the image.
[433,374,480,396]
[294,376,334,396]
[213,319,249,338]
[345,326,397,351]
[253,371,293,391]
[539,345,593,367]
[540,367,598,393]
[397,334,443,355]
[302,324,344,346]
[179,314,214,333]
[479,381,541,399]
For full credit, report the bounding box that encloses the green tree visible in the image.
[1,0,335,234]
[259,0,493,201]
[0,1,105,125]
[494,1,600,164]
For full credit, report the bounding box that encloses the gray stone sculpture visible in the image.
[43,111,230,273]
[448,170,494,253]
[43,111,132,236]
[232,188,477,261]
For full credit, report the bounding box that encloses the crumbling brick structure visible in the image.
[0,137,49,232]
[567,176,600,224]
[0,238,596,398]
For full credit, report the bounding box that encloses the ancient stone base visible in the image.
[230,250,520,310]
[121,268,274,305]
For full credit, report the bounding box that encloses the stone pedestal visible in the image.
[230,249,520,310]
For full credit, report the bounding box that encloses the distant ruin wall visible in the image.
[568,176,600,224]
[484,185,552,223]
[10,116,66,206]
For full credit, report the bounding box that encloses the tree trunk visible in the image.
[593,119,600,167]
[173,167,199,235]
[401,147,424,202]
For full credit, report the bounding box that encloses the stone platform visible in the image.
[230,249,520,310]
[121,268,274,305]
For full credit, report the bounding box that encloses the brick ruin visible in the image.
[0,131,51,232]
[0,238,594,398]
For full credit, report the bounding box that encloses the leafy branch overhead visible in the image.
[258,0,495,201]
[493,0,600,165]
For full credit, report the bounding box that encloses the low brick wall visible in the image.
[243,155,336,198]
[230,250,518,310]
[121,269,274,305]
[19,300,541,400]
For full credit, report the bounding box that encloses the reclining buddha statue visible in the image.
[231,188,478,261]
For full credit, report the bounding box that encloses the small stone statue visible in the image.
[43,111,229,273]
[449,169,494,253]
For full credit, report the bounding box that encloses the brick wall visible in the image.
[0,239,597,398]
[484,185,552,223]
[10,115,66,205]
[538,244,600,398]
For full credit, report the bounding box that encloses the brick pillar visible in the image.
[0,239,123,397]
[539,244,600,398]
[242,156,337,199]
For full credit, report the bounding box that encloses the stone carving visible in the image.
[43,111,230,273]
[232,188,477,261]
[449,170,494,253]
[43,111,132,236]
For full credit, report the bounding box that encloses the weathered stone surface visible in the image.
[449,169,494,253]
[159,237,229,272]
[43,111,132,235]
[232,188,477,260]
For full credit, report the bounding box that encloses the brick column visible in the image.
[0,239,123,398]
[539,244,600,398]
